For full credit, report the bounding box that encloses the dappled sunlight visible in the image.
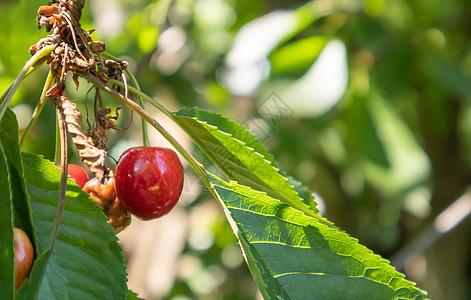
[2,0,470,298]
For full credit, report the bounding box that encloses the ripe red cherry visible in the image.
[114,147,184,220]
[55,164,89,188]
[13,227,34,291]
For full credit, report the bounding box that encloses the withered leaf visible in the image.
[50,94,108,181]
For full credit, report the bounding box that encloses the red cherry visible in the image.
[114,147,184,220]
[55,164,89,189]
[13,227,34,291]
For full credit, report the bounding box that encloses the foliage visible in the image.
[1,96,426,299]
[1,109,127,299]
[1,0,471,299]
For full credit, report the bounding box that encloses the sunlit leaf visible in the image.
[137,26,159,54]
[126,289,144,300]
[276,40,349,118]
[270,36,330,76]
[208,173,427,299]
[175,107,318,215]
[226,2,331,67]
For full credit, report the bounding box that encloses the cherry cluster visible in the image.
[62,146,184,231]
[11,1,187,293]
[12,147,183,292]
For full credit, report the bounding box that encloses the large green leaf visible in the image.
[22,152,127,300]
[175,107,318,215]
[208,173,427,299]
[0,108,34,242]
[18,249,69,300]
[0,145,14,300]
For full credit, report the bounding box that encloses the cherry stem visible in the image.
[20,70,54,147]
[106,78,218,177]
[107,77,219,178]
[100,52,151,147]
[0,45,55,121]
[78,71,216,198]
[47,101,69,250]
[54,117,61,165]
[107,78,177,128]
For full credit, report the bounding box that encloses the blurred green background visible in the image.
[1,0,471,299]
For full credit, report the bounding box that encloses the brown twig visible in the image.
[59,43,69,83]
[61,11,87,62]
[84,86,94,130]
[47,93,69,250]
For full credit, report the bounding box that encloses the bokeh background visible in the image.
[1,0,471,299]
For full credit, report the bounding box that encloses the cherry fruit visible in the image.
[13,227,34,291]
[114,147,184,220]
[55,164,89,189]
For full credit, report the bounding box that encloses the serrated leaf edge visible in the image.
[177,110,318,217]
[210,175,426,297]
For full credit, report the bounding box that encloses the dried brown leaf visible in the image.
[49,94,108,181]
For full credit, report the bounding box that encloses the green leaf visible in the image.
[286,175,318,213]
[22,152,127,300]
[270,36,330,76]
[18,249,69,300]
[126,289,144,300]
[0,145,14,300]
[175,107,318,216]
[0,108,35,244]
[208,173,427,299]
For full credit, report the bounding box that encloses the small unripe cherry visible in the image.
[55,164,89,188]
[114,147,184,220]
[13,227,34,291]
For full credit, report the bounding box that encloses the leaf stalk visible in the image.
[20,70,54,147]
[100,52,151,147]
